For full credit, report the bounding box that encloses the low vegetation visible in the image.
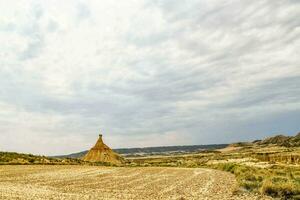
[0,152,84,165]
[212,163,300,199]
[126,139,300,199]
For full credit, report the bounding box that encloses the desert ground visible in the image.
[0,165,268,200]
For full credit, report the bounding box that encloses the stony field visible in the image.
[0,165,269,200]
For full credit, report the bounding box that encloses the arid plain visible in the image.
[1,133,300,199]
[0,165,269,200]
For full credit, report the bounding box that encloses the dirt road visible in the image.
[0,165,268,200]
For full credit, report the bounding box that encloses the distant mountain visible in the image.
[55,144,228,159]
[257,132,300,147]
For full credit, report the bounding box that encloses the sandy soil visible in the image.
[0,165,269,200]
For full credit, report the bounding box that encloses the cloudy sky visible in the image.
[0,0,299,155]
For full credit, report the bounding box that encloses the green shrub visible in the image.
[219,163,237,173]
[240,180,261,190]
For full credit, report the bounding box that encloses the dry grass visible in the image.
[211,163,300,198]
[261,179,299,198]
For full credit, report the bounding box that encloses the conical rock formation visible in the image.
[83,134,124,165]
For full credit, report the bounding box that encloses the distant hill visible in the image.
[218,132,300,149]
[0,152,84,165]
[55,144,228,159]
[3,132,299,165]
[257,132,300,147]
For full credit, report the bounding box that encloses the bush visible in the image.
[261,179,299,198]
[219,163,237,173]
[241,180,261,190]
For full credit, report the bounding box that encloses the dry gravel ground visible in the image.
[0,165,269,200]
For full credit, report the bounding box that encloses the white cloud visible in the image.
[0,0,299,155]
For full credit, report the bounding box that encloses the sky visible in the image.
[0,0,299,156]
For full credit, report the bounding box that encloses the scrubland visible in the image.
[127,144,300,199]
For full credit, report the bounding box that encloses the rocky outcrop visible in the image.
[255,152,300,164]
[83,134,124,165]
